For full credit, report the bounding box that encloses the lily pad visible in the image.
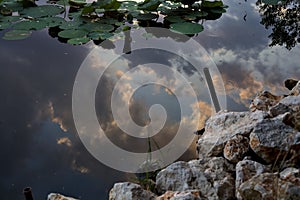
[13,20,48,30]
[170,22,204,34]
[58,29,88,39]
[164,15,185,23]
[136,13,158,21]
[201,1,223,8]
[59,21,82,30]
[69,0,86,7]
[43,17,66,27]
[0,22,10,30]
[88,32,113,40]
[80,22,114,32]
[262,0,285,5]
[21,5,64,18]
[67,37,89,45]
[0,16,22,22]
[2,29,31,40]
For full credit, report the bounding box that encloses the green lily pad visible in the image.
[164,15,185,23]
[43,17,66,27]
[262,0,285,5]
[119,1,138,11]
[58,29,88,39]
[210,8,226,14]
[67,37,89,45]
[88,32,114,40]
[69,0,86,7]
[170,22,204,34]
[201,1,223,8]
[136,13,158,21]
[21,5,64,18]
[80,22,114,32]
[138,0,161,11]
[59,20,82,30]
[13,20,48,30]
[0,22,10,30]
[0,16,22,22]
[2,29,31,40]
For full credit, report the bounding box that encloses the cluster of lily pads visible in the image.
[0,0,227,45]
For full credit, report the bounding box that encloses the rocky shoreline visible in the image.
[48,79,300,200]
[109,79,300,200]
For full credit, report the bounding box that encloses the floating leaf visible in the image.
[88,32,113,40]
[2,29,31,40]
[0,22,10,30]
[58,29,88,38]
[119,1,138,11]
[262,0,285,5]
[136,13,158,21]
[67,37,89,45]
[210,8,226,14]
[201,1,223,8]
[0,16,22,22]
[59,21,82,29]
[80,22,114,32]
[170,22,203,34]
[164,15,185,23]
[68,0,86,7]
[13,20,48,30]
[138,0,161,11]
[43,17,66,27]
[21,5,64,18]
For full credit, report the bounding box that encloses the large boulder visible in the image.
[249,114,300,164]
[197,110,267,160]
[156,158,235,199]
[109,182,156,200]
[156,190,202,200]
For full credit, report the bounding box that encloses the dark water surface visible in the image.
[0,0,299,199]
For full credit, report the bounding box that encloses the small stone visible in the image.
[235,160,269,199]
[224,134,249,163]
[109,182,156,200]
[268,103,293,117]
[47,193,78,200]
[249,91,282,112]
[284,79,299,90]
[156,190,202,200]
[238,173,278,200]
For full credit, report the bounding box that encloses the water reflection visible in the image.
[0,0,299,199]
[257,0,300,50]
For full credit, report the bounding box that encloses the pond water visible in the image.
[0,0,299,199]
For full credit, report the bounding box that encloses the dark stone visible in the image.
[284,79,299,90]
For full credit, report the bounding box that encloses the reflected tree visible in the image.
[257,0,300,50]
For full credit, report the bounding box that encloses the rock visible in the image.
[249,91,282,112]
[109,182,156,200]
[239,169,300,200]
[224,134,249,163]
[238,172,278,200]
[285,79,299,90]
[249,114,300,164]
[235,160,269,199]
[156,190,201,200]
[268,103,293,117]
[156,158,235,199]
[197,110,267,160]
[279,95,300,108]
[47,193,78,200]
[290,81,300,96]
